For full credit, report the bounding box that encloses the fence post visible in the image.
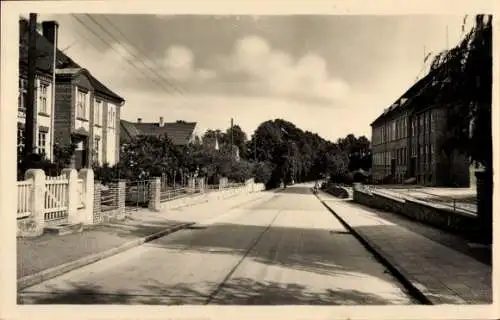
[93,181,102,224]
[117,180,126,219]
[62,168,79,224]
[77,168,94,225]
[148,177,161,212]
[22,169,46,237]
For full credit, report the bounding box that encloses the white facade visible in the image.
[105,102,117,165]
[92,98,103,165]
[17,75,55,161]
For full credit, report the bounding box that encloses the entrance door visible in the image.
[73,136,89,169]
[410,157,416,178]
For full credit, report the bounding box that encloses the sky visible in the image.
[30,13,474,142]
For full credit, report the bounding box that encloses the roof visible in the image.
[120,120,197,146]
[19,18,125,104]
[370,55,458,127]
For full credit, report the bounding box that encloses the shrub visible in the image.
[253,161,274,185]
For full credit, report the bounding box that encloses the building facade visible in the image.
[18,18,125,169]
[54,68,124,168]
[371,73,470,187]
[17,65,54,160]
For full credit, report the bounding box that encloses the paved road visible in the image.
[19,184,417,305]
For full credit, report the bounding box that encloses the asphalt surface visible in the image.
[18,184,418,305]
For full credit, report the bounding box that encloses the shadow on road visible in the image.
[19,220,420,305]
[19,277,406,305]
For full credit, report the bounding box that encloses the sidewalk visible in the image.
[317,191,492,305]
[17,190,273,288]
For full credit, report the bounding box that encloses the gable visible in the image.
[73,72,93,91]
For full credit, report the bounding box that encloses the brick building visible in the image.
[370,66,470,187]
[18,18,125,169]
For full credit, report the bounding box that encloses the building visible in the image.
[18,19,57,161]
[18,18,125,169]
[370,65,470,187]
[120,117,199,146]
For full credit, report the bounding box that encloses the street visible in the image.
[19,184,417,305]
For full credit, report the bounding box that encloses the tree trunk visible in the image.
[474,170,492,244]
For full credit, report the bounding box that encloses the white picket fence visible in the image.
[17,180,33,219]
[17,169,90,225]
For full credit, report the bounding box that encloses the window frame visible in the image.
[37,131,47,156]
[94,99,102,125]
[39,82,49,114]
[19,78,27,110]
[76,89,88,119]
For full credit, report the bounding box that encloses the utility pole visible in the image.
[23,13,38,167]
[230,118,234,165]
[49,21,59,161]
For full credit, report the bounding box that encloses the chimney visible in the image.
[159,116,164,127]
[19,18,29,34]
[42,20,59,44]
[137,118,142,123]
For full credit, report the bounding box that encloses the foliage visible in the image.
[118,134,178,180]
[252,161,274,184]
[429,15,492,171]
[248,119,372,187]
[53,134,77,169]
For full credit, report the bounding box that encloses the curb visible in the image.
[313,190,434,305]
[17,222,194,291]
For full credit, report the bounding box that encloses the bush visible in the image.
[17,153,61,180]
[253,161,274,185]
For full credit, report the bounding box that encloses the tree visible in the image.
[429,15,492,242]
[118,134,178,180]
[225,124,248,159]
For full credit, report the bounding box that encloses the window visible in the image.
[94,100,101,125]
[19,78,27,109]
[93,137,100,163]
[77,90,87,119]
[17,127,25,154]
[108,107,115,128]
[39,83,49,113]
[38,131,47,156]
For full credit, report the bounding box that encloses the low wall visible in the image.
[159,183,265,211]
[352,188,477,234]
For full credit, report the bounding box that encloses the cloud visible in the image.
[217,35,351,104]
[161,45,216,82]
